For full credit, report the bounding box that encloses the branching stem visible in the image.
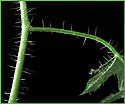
[8,1,123,103]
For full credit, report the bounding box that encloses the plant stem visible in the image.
[29,27,123,62]
[8,1,30,103]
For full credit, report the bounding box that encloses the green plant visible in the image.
[8,1,124,103]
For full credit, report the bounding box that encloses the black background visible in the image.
[2,1,124,103]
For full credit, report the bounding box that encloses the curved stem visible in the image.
[29,27,123,62]
[8,1,30,103]
[8,1,123,103]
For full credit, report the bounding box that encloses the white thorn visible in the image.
[107,51,112,54]
[71,24,72,31]
[16,8,20,11]
[49,22,53,34]
[96,41,99,44]
[15,21,21,24]
[28,42,35,45]
[9,37,20,40]
[4,92,10,95]
[111,40,114,46]
[11,77,14,79]
[8,54,17,58]
[107,54,112,59]
[19,92,26,94]
[119,49,123,54]
[25,53,35,58]
[23,70,31,75]
[28,8,35,13]
[99,61,102,66]
[13,45,19,48]
[62,20,65,29]
[21,87,29,90]
[42,19,44,27]
[27,48,33,52]
[30,16,34,24]
[82,38,87,46]
[7,65,15,69]
[13,14,20,15]
[24,68,34,73]
[95,26,97,36]
[88,26,89,34]
[49,22,52,28]
[21,79,26,81]
[109,39,112,44]
[17,33,21,36]
[3,99,8,102]
[28,41,35,43]
[14,26,20,28]
[9,58,17,62]
[114,42,118,48]
[12,2,19,4]
[16,98,19,101]
[11,7,20,10]
[100,46,106,50]
[28,13,36,16]
[89,69,95,75]
[12,48,18,51]
[103,56,108,61]
[110,54,114,57]
[89,92,91,95]
[14,41,20,44]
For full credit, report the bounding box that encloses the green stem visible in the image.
[8,1,30,103]
[8,1,123,103]
[29,27,123,62]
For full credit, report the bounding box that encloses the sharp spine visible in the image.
[100,46,106,50]
[4,92,10,95]
[7,65,15,69]
[95,26,97,36]
[30,16,34,24]
[27,48,33,52]
[24,68,34,73]
[21,79,26,81]
[19,92,26,94]
[62,20,65,29]
[114,42,118,48]
[71,24,72,31]
[88,26,89,34]
[103,56,108,61]
[107,54,112,59]
[28,8,35,13]
[9,58,17,62]
[25,53,35,58]
[119,49,123,54]
[82,38,87,46]
[99,61,102,66]
[42,19,44,27]
[14,41,20,43]
[23,70,31,75]
[8,54,17,58]
[9,37,20,40]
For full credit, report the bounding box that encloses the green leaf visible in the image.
[80,57,124,96]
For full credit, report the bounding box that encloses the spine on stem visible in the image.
[8,1,30,103]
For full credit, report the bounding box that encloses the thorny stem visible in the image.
[8,1,123,103]
[8,1,30,103]
[29,27,123,62]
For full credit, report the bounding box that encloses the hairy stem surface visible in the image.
[8,1,30,103]
[29,27,123,61]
